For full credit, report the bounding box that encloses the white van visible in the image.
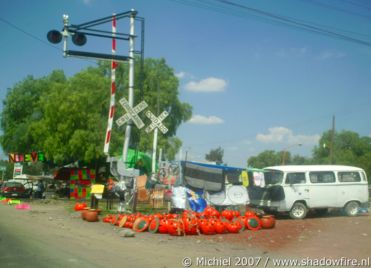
[249,165,369,219]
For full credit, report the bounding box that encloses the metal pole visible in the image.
[151,128,158,180]
[122,9,136,165]
[281,150,287,165]
[103,14,117,155]
[330,115,335,164]
[158,148,163,164]
[62,14,69,57]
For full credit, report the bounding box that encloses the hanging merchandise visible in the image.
[70,168,95,200]
[186,188,207,212]
[182,161,224,192]
[171,186,187,209]
[253,171,265,187]
[241,170,249,187]
[158,161,181,186]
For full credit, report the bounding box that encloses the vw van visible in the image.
[249,165,369,219]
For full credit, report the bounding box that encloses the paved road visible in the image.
[0,205,99,268]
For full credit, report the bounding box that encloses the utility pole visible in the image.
[122,9,137,165]
[330,115,335,164]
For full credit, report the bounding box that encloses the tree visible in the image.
[247,150,311,168]
[247,150,281,168]
[1,58,192,166]
[205,146,224,164]
[313,130,371,178]
[247,130,371,183]
[1,71,66,154]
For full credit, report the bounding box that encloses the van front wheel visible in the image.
[344,201,359,217]
[289,202,308,219]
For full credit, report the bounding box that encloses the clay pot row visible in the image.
[102,207,276,235]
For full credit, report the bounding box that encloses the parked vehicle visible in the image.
[249,165,369,219]
[0,181,31,198]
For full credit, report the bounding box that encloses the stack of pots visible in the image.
[102,206,276,236]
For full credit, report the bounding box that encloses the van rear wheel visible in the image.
[289,202,308,219]
[344,201,359,217]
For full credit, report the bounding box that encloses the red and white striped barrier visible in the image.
[104,14,118,155]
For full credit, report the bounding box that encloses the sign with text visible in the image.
[13,163,23,177]
[9,152,45,163]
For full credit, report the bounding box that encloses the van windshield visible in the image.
[264,170,284,185]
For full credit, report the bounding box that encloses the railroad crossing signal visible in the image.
[116,98,148,129]
[145,110,169,134]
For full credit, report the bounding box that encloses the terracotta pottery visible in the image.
[199,221,216,235]
[74,202,87,211]
[81,208,90,220]
[183,218,199,235]
[261,215,276,229]
[214,221,226,234]
[133,217,150,232]
[221,210,234,221]
[148,218,160,233]
[245,210,257,218]
[84,209,99,222]
[245,216,262,231]
[226,222,240,233]
[167,219,184,236]
[158,219,169,234]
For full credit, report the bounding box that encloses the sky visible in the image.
[0,0,370,167]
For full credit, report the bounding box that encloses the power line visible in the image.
[171,0,371,47]
[215,0,371,47]
[0,17,60,51]
[0,17,97,64]
[304,0,371,20]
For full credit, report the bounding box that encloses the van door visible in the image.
[283,172,309,210]
[307,171,338,208]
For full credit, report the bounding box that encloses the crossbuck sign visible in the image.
[116,97,148,129]
[145,110,169,134]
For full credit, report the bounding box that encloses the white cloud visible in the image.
[175,71,186,79]
[188,115,224,125]
[185,77,227,92]
[317,51,346,60]
[256,127,320,145]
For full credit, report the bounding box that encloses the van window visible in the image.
[264,170,284,185]
[361,172,367,182]
[285,172,306,184]
[338,172,361,182]
[309,171,335,183]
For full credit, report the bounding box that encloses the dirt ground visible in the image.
[0,199,370,268]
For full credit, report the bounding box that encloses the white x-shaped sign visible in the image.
[145,110,169,134]
[116,98,148,129]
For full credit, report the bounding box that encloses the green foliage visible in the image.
[248,130,371,183]
[205,146,224,164]
[312,130,371,179]
[1,58,192,166]
[247,150,281,168]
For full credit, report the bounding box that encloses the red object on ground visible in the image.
[74,202,87,211]
[261,215,276,229]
